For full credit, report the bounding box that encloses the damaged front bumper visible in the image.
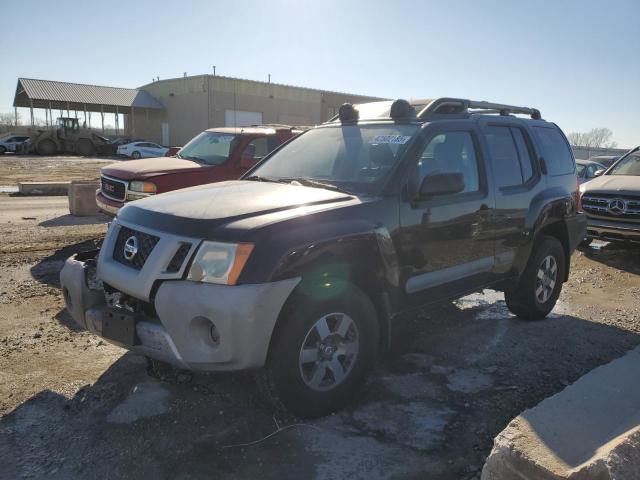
[59,251,300,371]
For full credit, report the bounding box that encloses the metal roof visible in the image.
[13,78,164,113]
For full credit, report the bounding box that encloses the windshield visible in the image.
[608,151,640,176]
[178,132,239,165]
[249,124,419,194]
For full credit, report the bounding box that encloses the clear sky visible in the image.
[1,0,638,147]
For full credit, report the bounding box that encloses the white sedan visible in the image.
[117,141,169,159]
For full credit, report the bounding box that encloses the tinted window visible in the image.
[511,128,534,182]
[484,127,522,187]
[267,136,282,152]
[243,137,270,160]
[417,131,480,194]
[576,164,586,177]
[533,126,575,175]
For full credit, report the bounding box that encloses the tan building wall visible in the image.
[127,75,384,146]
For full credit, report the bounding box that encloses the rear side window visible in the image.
[533,126,575,175]
[484,126,535,188]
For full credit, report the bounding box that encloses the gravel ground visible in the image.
[0,154,118,186]
[1,191,640,479]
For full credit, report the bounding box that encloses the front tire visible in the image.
[262,284,379,418]
[76,139,95,156]
[37,139,57,155]
[131,151,141,159]
[505,235,566,320]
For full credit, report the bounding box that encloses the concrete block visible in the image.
[18,181,69,196]
[482,347,640,479]
[68,181,100,216]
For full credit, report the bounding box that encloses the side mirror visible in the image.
[419,172,465,198]
[239,154,255,169]
[594,169,605,177]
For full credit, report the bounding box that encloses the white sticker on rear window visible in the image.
[369,135,411,145]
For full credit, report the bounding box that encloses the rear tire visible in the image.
[37,139,56,155]
[0,146,6,155]
[132,151,141,159]
[77,139,95,156]
[261,284,379,418]
[505,235,566,321]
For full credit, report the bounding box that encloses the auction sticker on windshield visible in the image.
[369,135,412,144]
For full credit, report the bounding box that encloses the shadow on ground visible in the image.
[2,292,639,480]
[39,214,110,228]
[29,238,101,289]
[583,242,640,275]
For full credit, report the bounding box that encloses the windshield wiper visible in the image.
[181,155,205,163]
[285,177,354,195]
[245,175,282,183]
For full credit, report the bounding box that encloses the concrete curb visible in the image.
[18,182,70,196]
[482,346,640,479]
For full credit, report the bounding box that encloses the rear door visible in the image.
[398,122,495,303]
[477,119,543,273]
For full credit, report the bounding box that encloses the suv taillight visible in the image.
[576,177,583,212]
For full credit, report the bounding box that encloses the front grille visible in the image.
[113,226,160,270]
[166,242,192,273]
[582,194,640,221]
[101,176,126,201]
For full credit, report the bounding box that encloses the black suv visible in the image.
[60,98,586,417]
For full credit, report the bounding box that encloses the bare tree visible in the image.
[567,128,617,149]
[0,111,21,128]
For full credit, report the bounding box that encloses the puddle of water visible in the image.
[0,185,18,193]
[455,289,504,310]
[352,401,452,450]
[446,368,494,394]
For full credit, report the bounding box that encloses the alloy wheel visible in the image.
[298,312,359,392]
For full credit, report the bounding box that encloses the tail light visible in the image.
[576,177,583,212]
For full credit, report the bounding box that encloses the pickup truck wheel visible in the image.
[261,285,379,418]
[505,236,565,321]
[131,151,141,159]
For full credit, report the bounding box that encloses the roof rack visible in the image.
[417,98,541,120]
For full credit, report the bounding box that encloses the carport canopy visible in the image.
[13,78,164,114]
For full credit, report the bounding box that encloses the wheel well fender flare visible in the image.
[268,228,401,352]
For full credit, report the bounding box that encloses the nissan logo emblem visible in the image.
[123,236,139,261]
[607,198,626,215]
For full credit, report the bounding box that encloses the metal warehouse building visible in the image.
[13,75,384,146]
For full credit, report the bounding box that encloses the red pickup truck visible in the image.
[96,125,303,215]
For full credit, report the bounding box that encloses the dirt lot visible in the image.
[0,154,117,186]
[1,163,640,479]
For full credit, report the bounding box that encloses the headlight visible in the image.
[187,241,254,285]
[129,181,157,194]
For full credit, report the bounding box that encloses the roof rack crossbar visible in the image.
[418,98,541,120]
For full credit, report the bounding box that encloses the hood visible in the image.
[101,157,202,180]
[581,175,640,195]
[117,180,355,236]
